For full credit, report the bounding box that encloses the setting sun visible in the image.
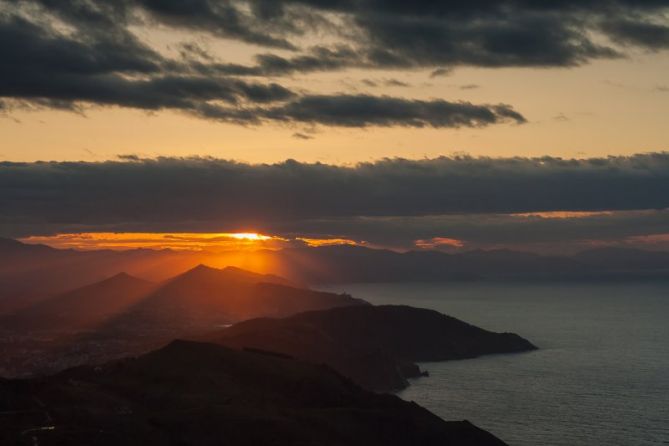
[226,233,272,241]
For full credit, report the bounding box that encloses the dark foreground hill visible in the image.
[203,305,537,391]
[0,340,508,446]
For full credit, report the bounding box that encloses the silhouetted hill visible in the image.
[215,265,297,286]
[268,245,669,283]
[0,265,366,377]
[203,305,537,391]
[0,238,203,314]
[6,273,156,332]
[267,245,591,282]
[0,340,508,446]
[103,264,367,333]
[2,238,669,307]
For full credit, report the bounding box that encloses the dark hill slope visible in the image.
[103,264,367,333]
[205,305,537,391]
[0,340,508,446]
[6,273,156,332]
[0,266,366,378]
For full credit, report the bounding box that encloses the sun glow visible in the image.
[227,233,272,241]
[19,232,284,251]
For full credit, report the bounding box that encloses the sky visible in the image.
[1,0,668,254]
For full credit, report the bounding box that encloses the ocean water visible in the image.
[321,281,669,446]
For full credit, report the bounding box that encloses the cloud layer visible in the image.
[0,0,530,129]
[2,153,669,252]
[1,0,668,125]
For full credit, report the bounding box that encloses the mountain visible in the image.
[102,264,367,334]
[0,340,508,446]
[2,237,669,304]
[267,245,669,283]
[7,272,156,332]
[0,265,367,378]
[203,305,537,391]
[267,245,592,283]
[0,237,202,314]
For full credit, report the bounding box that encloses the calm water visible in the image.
[321,281,669,446]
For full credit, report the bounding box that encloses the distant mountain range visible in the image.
[2,237,668,314]
[6,272,155,332]
[6,264,361,333]
[266,245,669,283]
[93,264,365,335]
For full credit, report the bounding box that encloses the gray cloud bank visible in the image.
[1,0,668,123]
[0,10,523,128]
[2,154,669,246]
[276,210,669,254]
[154,1,669,75]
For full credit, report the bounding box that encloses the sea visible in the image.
[320,281,669,446]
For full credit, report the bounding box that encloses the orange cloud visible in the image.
[414,237,464,249]
[511,211,613,219]
[19,232,288,252]
[297,237,361,247]
[18,232,367,252]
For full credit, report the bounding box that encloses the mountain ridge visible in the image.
[0,264,366,378]
[2,237,669,302]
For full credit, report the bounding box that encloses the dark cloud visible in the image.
[0,14,159,77]
[268,210,669,253]
[194,0,668,75]
[0,13,292,110]
[602,18,669,49]
[0,5,526,129]
[1,0,667,121]
[357,13,615,69]
[8,0,296,49]
[384,79,409,87]
[206,46,361,77]
[156,93,525,128]
[135,0,297,49]
[359,78,409,88]
[258,96,526,128]
[0,13,294,111]
[2,154,669,239]
[292,132,313,140]
[430,68,452,78]
[4,1,668,79]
